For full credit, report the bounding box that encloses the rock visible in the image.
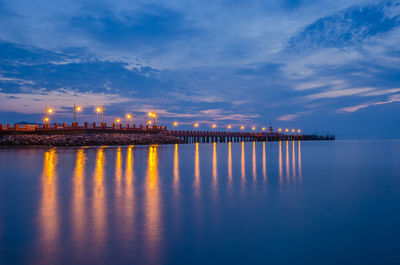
[0,133,184,147]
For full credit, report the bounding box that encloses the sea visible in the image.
[0,140,399,264]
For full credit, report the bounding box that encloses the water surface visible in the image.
[0,140,399,264]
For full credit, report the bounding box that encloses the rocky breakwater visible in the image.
[0,133,183,147]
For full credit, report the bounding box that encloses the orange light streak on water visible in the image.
[92,147,106,255]
[144,145,162,264]
[279,141,283,185]
[39,148,59,264]
[72,148,86,253]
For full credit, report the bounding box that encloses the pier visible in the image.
[0,122,335,143]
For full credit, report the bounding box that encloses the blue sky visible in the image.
[0,0,399,138]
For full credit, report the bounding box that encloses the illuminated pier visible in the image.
[0,122,335,143]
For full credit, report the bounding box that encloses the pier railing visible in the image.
[0,122,167,133]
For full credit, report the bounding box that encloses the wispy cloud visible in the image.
[303,87,374,101]
[0,76,35,85]
[277,114,300,121]
[361,88,400,96]
[337,93,400,113]
[337,103,371,113]
[294,79,347,91]
[167,91,225,103]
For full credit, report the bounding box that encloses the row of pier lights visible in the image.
[41,105,302,134]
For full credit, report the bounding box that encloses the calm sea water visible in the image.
[0,140,399,265]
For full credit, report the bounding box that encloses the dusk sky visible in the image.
[0,0,399,138]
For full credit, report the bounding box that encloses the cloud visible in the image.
[361,88,400,96]
[374,93,400,104]
[337,103,371,113]
[277,114,300,121]
[337,93,400,112]
[303,87,374,101]
[287,1,400,51]
[0,76,35,85]
[167,91,224,103]
[0,88,128,114]
[294,79,348,91]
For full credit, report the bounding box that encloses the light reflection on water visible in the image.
[124,146,135,248]
[93,147,107,257]
[173,144,179,194]
[39,148,59,265]
[194,142,200,196]
[262,141,267,181]
[35,141,304,263]
[298,140,302,179]
[241,141,246,188]
[144,145,162,264]
[279,141,283,185]
[286,140,290,184]
[212,142,218,193]
[6,141,399,264]
[228,142,232,187]
[72,148,86,256]
[252,141,256,182]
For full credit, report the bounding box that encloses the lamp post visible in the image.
[262,127,266,132]
[251,126,256,131]
[194,123,199,130]
[173,122,178,128]
[211,124,216,129]
[44,106,53,125]
[126,114,133,125]
[148,112,157,125]
[73,104,81,124]
[240,126,245,130]
[96,106,104,124]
